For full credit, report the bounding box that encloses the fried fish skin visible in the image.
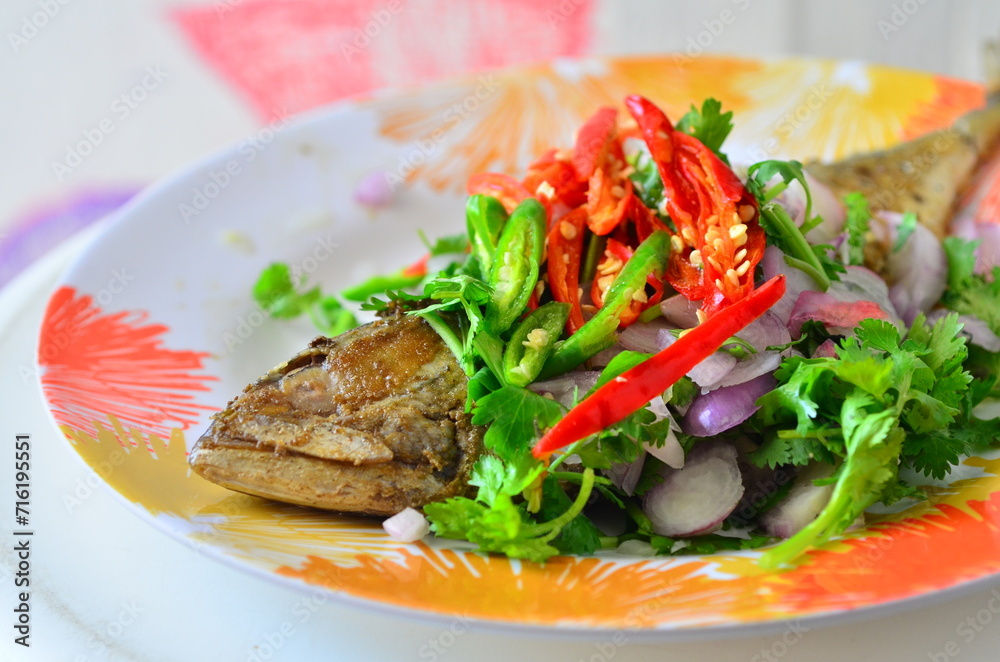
[189,312,483,516]
[806,91,1000,239]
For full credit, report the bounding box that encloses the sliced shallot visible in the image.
[383,507,430,543]
[642,442,744,537]
[681,373,776,437]
[759,463,834,539]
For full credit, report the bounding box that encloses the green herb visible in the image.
[424,454,596,563]
[755,313,996,568]
[943,237,981,291]
[252,262,357,336]
[539,475,602,555]
[942,237,1000,335]
[843,192,871,266]
[340,270,425,302]
[893,212,918,252]
[627,147,665,212]
[746,160,843,290]
[676,98,734,165]
[472,386,566,461]
[419,230,469,256]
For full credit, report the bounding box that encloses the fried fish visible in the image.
[189,312,482,516]
[806,89,1000,238]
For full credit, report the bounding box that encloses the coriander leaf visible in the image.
[466,366,501,411]
[340,271,425,302]
[472,386,566,461]
[539,476,601,555]
[576,402,677,470]
[760,396,903,569]
[843,192,871,266]
[745,160,809,214]
[943,236,980,291]
[308,296,358,336]
[893,212,918,252]
[252,262,317,318]
[419,230,470,256]
[878,479,924,505]
[676,98,734,164]
[901,431,972,480]
[633,455,665,497]
[409,274,493,375]
[627,147,665,212]
[667,376,699,411]
[749,432,838,469]
[252,262,358,335]
[939,239,1000,340]
[756,357,834,433]
[678,533,775,554]
[425,465,597,563]
[468,455,506,506]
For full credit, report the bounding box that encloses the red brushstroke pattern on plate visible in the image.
[39,286,216,439]
[171,0,595,120]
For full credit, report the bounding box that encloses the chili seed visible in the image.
[559,220,578,240]
[535,181,555,199]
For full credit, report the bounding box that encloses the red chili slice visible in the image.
[573,107,618,182]
[532,274,787,458]
[546,207,588,333]
[467,173,531,214]
[624,95,765,315]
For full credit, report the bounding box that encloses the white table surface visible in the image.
[2,230,1000,662]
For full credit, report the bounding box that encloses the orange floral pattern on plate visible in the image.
[276,460,1000,627]
[372,57,986,192]
[39,285,216,440]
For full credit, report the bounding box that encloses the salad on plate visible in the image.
[190,92,1000,570]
